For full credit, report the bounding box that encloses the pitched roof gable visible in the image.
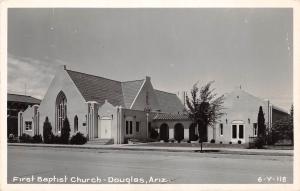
[121,79,145,108]
[66,69,145,108]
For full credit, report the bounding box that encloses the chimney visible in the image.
[146,76,151,82]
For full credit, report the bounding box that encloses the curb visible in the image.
[7,143,293,156]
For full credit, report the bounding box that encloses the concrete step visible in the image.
[87,138,114,145]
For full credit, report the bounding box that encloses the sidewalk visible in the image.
[7,143,293,156]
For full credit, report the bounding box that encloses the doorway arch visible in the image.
[174,123,184,142]
[159,123,169,142]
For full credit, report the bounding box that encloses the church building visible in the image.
[18,65,289,145]
[18,65,191,144]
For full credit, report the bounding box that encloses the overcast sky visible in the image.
[7,8,293,110]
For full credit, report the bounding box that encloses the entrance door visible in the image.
[231,123,244,143]
[99,117,112,139]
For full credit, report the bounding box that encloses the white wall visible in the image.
[38,67,87,137]
[208,88,270,144]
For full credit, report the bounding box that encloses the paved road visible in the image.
[7,146,293,184]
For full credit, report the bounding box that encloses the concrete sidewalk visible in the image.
[7,143,293,156]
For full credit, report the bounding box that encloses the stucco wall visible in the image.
[98,101,118,142]
[208,89,270,144]
[38,67,87,137]
[121,109,151,142]
[153,120,193,140]
[19,106,34,136]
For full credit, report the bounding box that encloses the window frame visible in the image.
[219,123,223,136]
[25,121,32,131]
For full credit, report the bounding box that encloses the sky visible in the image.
[7,8,293,111]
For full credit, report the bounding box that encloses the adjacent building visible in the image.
[207,88,290,144]
[7,93,41,137]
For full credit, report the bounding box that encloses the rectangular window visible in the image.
[220,123,223,136]
[232,125,237,139]
[253,123,257,136]
[25,121,32,131]
[239,125,244,139]
[126,121,129,134]
[130,121,133,134]
[136,122,140,132]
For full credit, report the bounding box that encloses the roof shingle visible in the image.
[153,113,190,121]
[154,90,185,113]
[67,70,124,106]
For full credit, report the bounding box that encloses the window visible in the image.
[239,125,244,139]
[130,121,133,134]
[253,123,258,136]
[25,121,32,131]
[219,123,223,136]
[232,125,237,139]
[74,115,78,132]
[136,122,140,132]
[56,91,67,133]
[126,121,129,134]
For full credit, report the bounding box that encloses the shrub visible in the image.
[52,135,61,144]
[229,141,232,144]
[149,128,159,139]
[43,117,54,144]
[8,134,17,143]
[187,140,191,143]
[19,133,33,143]
[70,132,87,145]
[210,139,215,143]
[32,134,43,143]
[169,138,175,143]
[238,140,242,144]
[61,118,70,144]
[190,134,198,141]
[255,136,265,149]
[220,141,223,144]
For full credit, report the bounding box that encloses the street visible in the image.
[7,146,293,184]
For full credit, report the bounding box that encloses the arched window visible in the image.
[55,91,67,133]
[74,115,78,132]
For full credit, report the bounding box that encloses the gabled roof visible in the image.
[7,93,41,104]
[121,79,145,108]
[67,70,125,106]
[66,69,145,107]
[154,90,185,113]
[66,69,185,112]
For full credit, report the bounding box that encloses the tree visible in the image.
[43,117,53,144]
[257,106,266,139]
[186,81,224,151]
[271,104,293,145]
[61,117,70,144]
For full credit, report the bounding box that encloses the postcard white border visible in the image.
[1,0,299,191]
